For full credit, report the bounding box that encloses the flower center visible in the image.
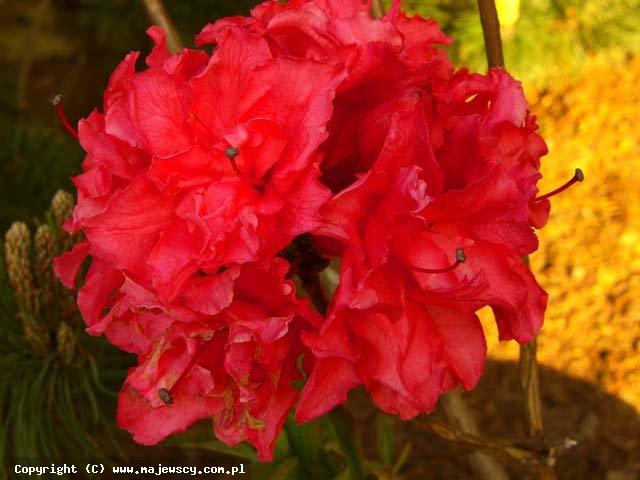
[157,387,173,405]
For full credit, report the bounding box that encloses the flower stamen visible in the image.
[224,147,240,173]
[533,168,584,203]
[157,387,173,405]
[411,247,466,274]
[189,112,241,173]
[156,337,214,406]
[51,94,78,139]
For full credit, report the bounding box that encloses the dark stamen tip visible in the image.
[50,94,63,106]
[533,167,584,203]
[224,147,239,159]
[51,93,79,139]
[409,248,466,274]
[158,388,173,405]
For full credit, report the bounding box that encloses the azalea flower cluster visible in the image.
[55,0,554,461]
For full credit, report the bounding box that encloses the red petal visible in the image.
[296,357,360,423]
[53,241,90,289]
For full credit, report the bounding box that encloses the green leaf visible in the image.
[375,413,394,466]
[182,441,259,462]
[328,408,364,480]
[285,417,321,475]
[252,456,300,480]
[392,442,413,476]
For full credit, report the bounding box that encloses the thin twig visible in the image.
[519,341,558,479]
[476,2,556,477]
[371,0,384,19]
[413,416,574,467]
[519,339,544,437]
[477,0,505,68]
[441,389,509,480]
[141,0,183,53]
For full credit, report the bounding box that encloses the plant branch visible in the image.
[413,416,574,467]
[476,2,556,476]
[371,0,384,19]
[441,389,509,480]
[141,0,183,53]
[520,339,544,437]
[477,0,505,68]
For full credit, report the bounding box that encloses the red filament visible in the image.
[534,168,584,203]
[412,247,466,274]
[51,94,78,139]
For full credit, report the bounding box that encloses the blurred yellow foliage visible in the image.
[483,54,640,412]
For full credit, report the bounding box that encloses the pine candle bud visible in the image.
[51,190,74,226]
[35,224,56,307]
[4,222,37,315]
[21,313,50,354]
[50,190,76,250]
[56,322,75,365]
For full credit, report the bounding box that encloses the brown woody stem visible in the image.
[477,0,505,68]
[141,0,183,53]
[476,2,556,476]
[414,415,574,467]
[441,389,509,480]
[520,339,544,437]
[371,0,384,19]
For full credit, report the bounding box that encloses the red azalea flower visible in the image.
[55,20,342,460]
[296,66,549,421]
[116,259,321,461]
[54,0,563,461]
[59,24,346,300]
[197,0,453,190]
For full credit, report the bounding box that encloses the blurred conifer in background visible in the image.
[390,0,640,85]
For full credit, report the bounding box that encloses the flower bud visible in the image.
[50,190,75,230]
[56,321,75,365]
[4,222,37,315]
[35,224,56,307]
[21,312,50,354]
[50,190,76,250]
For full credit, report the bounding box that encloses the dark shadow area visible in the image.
[402,360,640,479]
